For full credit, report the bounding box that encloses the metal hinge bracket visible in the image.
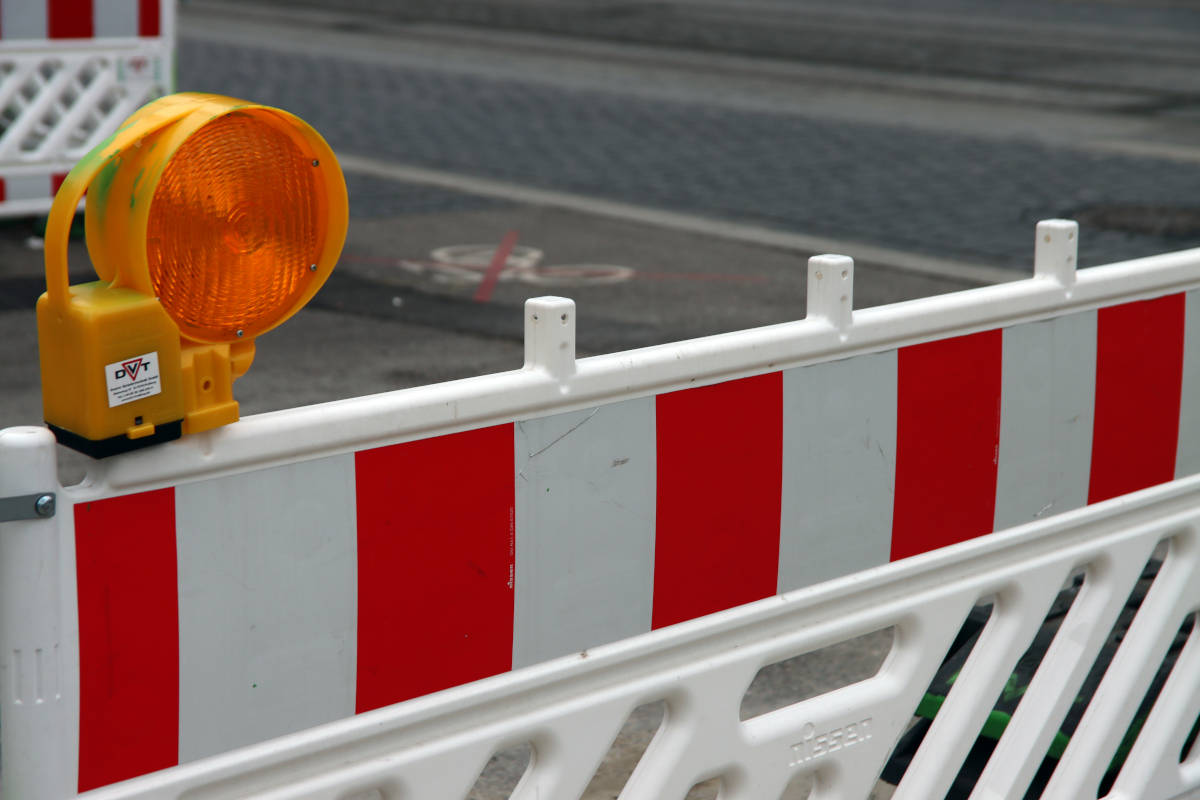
[0,493,56,522]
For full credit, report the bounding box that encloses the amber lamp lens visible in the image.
[146,112,323,342]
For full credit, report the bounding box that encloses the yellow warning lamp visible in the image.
[36,93,348,457]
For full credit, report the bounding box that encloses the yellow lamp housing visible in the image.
[36,93,348,458]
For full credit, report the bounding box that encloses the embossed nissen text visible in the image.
[788,717,872,765]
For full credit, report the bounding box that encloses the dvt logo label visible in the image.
[105,351,163,408]
[115,357,151,381]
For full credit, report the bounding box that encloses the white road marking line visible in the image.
[338,153,1021,286]
[1089,138,1200,166]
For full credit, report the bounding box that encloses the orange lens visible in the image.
[146,111,323,342]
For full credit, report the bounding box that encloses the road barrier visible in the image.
[0,0,174,217]
[3,219,1200,798]
[78,468,1200,800]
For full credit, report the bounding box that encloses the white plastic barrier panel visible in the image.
[0,0,175,217]
[4,220,1200,796]
[77,469,1200,800]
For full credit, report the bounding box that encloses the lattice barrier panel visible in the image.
[0,0,173,215]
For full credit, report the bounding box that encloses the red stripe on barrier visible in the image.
[75,489,178,791]
[48,0,93,38]
[138,0,161,36]
[891,330,1002,561]
[0,180,6,203]
[1088,294,1186,504]
[51,172,68,197]
[652,372,782,629]
[355,425,515,712]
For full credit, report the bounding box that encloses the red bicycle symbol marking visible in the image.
[398,244,637,288]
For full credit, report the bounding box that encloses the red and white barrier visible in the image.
[76,469,1200,800]
[0,0,174,217]
[4,219,1200,796]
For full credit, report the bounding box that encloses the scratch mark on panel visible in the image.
[528,409,599,459]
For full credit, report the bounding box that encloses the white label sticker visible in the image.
[105,351,162,408]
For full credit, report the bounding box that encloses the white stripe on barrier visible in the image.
[175,457,358,762]
[994,311,1097,530]
[1,0,47,40]
[778,351,897,592]
[2,172,51,200]
[93,0,140,38]
[1178,289,1200,479]
[513,399,656,668]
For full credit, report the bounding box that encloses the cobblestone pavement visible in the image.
[179,31,1200,270]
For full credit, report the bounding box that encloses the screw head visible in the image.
[34,494,55,518]
[309,263,318,272]
[236,329,244,338]
[311,159,320,167]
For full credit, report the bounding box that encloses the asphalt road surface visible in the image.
[10,0,1200,427]
[4,2,1200,796]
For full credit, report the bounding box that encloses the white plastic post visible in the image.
[0,426,73,800]
[807,254,854,331]
[1034,219,1079,287]
[523,296,577,381]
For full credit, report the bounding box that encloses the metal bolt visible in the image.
[311,159,320,167]
[34,494,55,518]
[309,263,318,271]
[236,329,244,338]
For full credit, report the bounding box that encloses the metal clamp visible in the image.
[0,493,56,522]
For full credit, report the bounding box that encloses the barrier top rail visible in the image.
[73,220,1200,495]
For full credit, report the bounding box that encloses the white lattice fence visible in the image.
[0,0,174,215]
